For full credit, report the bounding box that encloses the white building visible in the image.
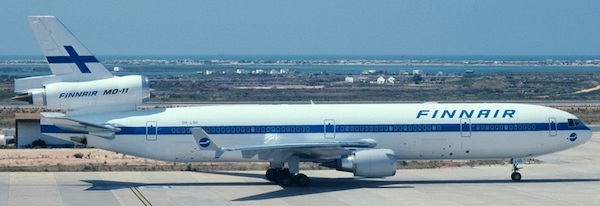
[280,69,290,74]
[377,76,386,84]
[387,76,396,84]
[345,76,354,83]
[252,69,265,74]
[236,69,250,74]
[269,69,280,75]
[362,70,378,75]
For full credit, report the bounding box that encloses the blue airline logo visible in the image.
[569,133,577,142]
[199,138,211,148]
[417,109,516,119]
[46,46,98,73]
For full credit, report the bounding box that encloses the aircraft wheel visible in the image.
[511,172,522,181]
[266,168,277,181]
[293,173,309,187]
[277,173,293,187]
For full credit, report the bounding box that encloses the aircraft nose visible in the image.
[577,123,593,143]
[580,129,592,143]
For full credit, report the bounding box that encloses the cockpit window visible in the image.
[568,119,581,128]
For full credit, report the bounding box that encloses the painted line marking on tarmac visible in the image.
[130,186,152,206]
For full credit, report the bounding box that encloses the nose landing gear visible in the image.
[510,158,523,182]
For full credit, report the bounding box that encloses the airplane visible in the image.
[13,16,592,187]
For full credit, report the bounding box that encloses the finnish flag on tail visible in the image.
[28,16,113,80]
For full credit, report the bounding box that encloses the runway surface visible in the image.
[0,134,599,206]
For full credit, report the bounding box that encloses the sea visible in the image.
[2,54,600,77]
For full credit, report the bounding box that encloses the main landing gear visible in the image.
[266,156,309,187]
[510,158,523,182]
[265,168,309,187]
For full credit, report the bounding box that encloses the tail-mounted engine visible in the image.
[13,75,150,112]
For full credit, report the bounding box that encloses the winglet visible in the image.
[190,127,224,158]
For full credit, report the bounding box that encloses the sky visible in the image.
[2,0,600,56]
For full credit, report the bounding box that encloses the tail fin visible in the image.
[14,16,149,114]
[28,16,113,80]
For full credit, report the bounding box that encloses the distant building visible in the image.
[387,76,396,84]
[252,69,265,74]
[15,113,73,148]
[236,69,250,74]
[357,76,370,83]
[345,76,354,83]
[412,70,422,75]
[269,69,280,75]
[362,70,378,75]
[377,76,386,84]
[279,69,290,74]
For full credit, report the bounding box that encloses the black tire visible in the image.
[511,172,522,181]
[277,173,293,187]
[266,168,277,181]
[293,173,309,187]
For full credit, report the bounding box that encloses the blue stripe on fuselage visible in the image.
[40,122,589,135]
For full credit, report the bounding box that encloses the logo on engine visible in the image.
[569,133,577,142]
[199,137,211,148]
[59,91,98,99]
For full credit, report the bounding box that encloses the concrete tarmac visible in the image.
[1,134,599,206]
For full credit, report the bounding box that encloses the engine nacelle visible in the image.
[332,149,398,177]
[15,75,150,111]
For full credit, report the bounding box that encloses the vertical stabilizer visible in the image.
[28,16,113,80]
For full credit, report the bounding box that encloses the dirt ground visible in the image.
[0,148,275,172]
[0,148,509,172]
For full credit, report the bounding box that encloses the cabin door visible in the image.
[146,121,158,141]
[324,119,336,139]
[549,117,557,136]
[460,118,471,137]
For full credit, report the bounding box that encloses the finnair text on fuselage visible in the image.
[416,109,516,119]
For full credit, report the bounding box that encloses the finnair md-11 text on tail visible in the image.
[13,16,592,187]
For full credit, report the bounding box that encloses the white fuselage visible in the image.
[41,103,592,163]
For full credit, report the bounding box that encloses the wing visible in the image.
[41,112,120,139]
[190,127,377,162]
